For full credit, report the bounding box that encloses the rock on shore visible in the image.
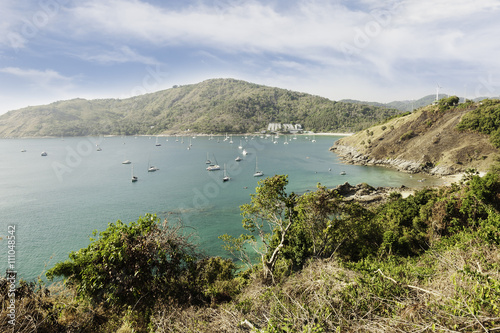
[333,181,413,206]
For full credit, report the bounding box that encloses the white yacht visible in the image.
[223,164,230,182]
[148,165,159,172]
[206,155,220,171]
[253,156,263,177]
[131,165,138,182]
[206,164,220,171]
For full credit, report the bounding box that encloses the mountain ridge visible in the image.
[0,78,403,138]
[341,95,491,112]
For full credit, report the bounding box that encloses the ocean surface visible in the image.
[0,135,442,281]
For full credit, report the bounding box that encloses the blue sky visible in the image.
[1,0,499,114]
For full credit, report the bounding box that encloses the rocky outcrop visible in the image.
[333,181,410,205]
[331,144,456,176]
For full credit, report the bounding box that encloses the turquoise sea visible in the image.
[0,135,442,281]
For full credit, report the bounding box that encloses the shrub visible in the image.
[438,95,459,111]
[456,99,500,147]
[46,214,204,309]
[400,130,415,141]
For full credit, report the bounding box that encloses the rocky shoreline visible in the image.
[330,144,457,176]
[333,181,413,206]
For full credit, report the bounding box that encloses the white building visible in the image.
[267,123,302,132]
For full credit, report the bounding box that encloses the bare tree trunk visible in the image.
[261,209,293,283]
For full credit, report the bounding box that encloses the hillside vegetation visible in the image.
[0,79,401,138]
[457,99,500,148]
[2,173,500,332]
[331,98,500,176]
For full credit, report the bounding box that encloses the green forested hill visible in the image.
[0,78,402,137]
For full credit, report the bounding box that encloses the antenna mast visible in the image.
[436,83,442,102]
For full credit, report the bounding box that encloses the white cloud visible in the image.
[0,67,74,89]
[76,46,160,65]
[0,3,28,49]
[62,0,360,58]
[56,0,499,75]
[0,67,79,113]
[399,0,500,24]
[0,0,68,50]
[1,0,500,113]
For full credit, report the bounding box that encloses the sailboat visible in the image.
[155,136,161,146]
[238,140,243,149]
[206,154,220,171]
[205,152,212,164]
[253,156,263,177]
[131,165,138,182]
[148,157,159,172]
[284,135,289,144]
[223,164,230,182]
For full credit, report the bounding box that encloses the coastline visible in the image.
[2,132,355,139]
[330,143,459,177]
[312,132,354,136]
[330,143,477,196]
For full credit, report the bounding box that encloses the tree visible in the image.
[295,184,340,258]
[46,214,202,309]
[438,95,460,111]
[220,175,297,282]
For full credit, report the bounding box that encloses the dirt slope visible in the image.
[331,104,498,176]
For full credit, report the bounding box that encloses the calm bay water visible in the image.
[0,135,442,280]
